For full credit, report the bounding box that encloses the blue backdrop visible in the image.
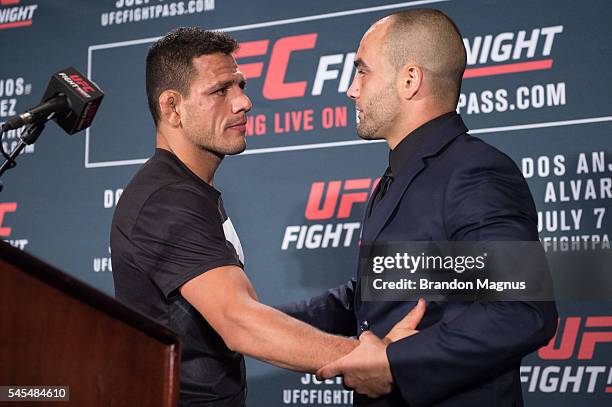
[1,1,610,405]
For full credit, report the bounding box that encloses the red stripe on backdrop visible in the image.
[464,59,553,78]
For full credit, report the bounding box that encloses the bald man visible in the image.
[279,9,557,407]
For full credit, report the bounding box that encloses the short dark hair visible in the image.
[384,9,466,107]
[146,27,238,126]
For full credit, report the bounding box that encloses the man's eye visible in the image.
[215,87,228,96]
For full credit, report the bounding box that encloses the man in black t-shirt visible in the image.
[111,28,424,406]
[112,148,247,405]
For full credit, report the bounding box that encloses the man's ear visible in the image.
[398,64,423,100]
[158,90,182,127]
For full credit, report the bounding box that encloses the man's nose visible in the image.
[347,77,359,100]
[233,92,252,113]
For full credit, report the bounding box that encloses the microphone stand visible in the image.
[0,122,46,192]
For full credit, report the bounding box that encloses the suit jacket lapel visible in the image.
[362,114,469,243]
[364,158,426,243]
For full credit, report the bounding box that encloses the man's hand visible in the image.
[384,298,426,343]
[317,331,393,397]
[316,299,426,397]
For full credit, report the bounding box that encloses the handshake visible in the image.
[316,298,426,398]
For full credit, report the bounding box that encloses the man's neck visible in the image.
[387,107,455,150]
[156,130,222,185]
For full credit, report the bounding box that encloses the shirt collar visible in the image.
[389,111,458,176]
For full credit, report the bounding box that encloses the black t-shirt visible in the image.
[111,148,246,406]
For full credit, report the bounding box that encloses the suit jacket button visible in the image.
[359,320,370,332]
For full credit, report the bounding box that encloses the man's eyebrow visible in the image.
[208,79,238,90]
[211,80,232,88]
[354,58,368,69]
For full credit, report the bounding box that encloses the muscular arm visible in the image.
[181,265,358,373]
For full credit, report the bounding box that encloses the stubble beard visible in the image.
[356,81,400,140]
[190,129,247,157]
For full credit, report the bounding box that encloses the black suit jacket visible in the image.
[280,114,557,406]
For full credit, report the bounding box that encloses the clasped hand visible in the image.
[316,298,426,398]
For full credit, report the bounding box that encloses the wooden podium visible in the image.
[0,241,180,406]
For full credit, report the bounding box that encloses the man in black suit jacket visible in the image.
[279,9,558,406]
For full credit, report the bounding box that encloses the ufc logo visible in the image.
[69,75,95,94]
[0,202,17,237]
[539,316,612,360]
[235,33,317,100]
[0,0,20,5]
[305,178,379,220]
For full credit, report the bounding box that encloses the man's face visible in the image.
[180,53,252,156]
[347,20,402,140]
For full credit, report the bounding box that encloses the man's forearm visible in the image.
[180,266,357,372]
[223,299,357,372]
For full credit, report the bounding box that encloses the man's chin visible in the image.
[357,128,381,141]
[199,140,246,157]
[224,140,247,155]
[225,148,246,156]
[356,121,382,140]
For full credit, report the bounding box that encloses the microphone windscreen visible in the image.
[41,67,104,135]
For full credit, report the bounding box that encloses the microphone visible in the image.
[2,67,104,134]
[3,95,69,131]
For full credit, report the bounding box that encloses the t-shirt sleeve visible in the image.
[129,184,242,298]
